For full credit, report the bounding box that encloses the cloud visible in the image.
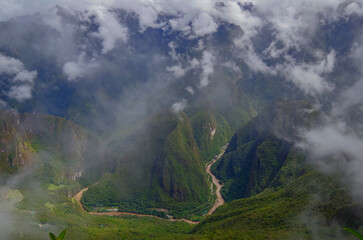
[7,85,33,102]
[166,65,186,78]
[345,1,363,16]
[63,52,99,81]
[243,47,272,73]
[192,12,218,37]
[0,54,37,84]
[300,119,363,201]
[200,51,215,88]
[86,6,128,54]
[190,58,200,68]
[216,1,262,38]
[0,53,37,102]
[13,70,37,83]
[185,86,195,95]
[299,45,363,201]
[282,50,335,95]
[171,99,187,113]
[222,61,241,74]
[0,54,25,75]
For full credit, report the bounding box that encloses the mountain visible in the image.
[0,110,114,185]
[0,112,34,172]
[213,100,321,202]
[0,1,362,239]
[82,111,210,214]
[190,170,363,240]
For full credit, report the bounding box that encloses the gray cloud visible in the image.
[0,0,362,226]
[63,52,99,81]
[7,85,33,102]
[279,51,336,95]
[0,53,37,102]
[299,46,363,202]
[85,6,128,54]
[166,64,187,78]
[200,51,215,88]
[171,99,187,113]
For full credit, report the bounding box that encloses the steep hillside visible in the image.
[189,170,362,240]
[83,111,210,214]
[187,76,258,161]
[213,100,321,202]
[0,117,34,172]
[0,110,114,185]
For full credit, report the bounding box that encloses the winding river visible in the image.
[73,144,228,224]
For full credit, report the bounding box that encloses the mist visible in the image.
[0,0,362,239]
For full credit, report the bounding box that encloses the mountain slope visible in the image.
[0,110,114,185]
[213,100,320,202]
[189,170,362,240]
[82,111,210,213]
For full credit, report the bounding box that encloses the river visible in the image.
[73,144,228,224]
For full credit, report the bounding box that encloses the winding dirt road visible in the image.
[73,144,228,224]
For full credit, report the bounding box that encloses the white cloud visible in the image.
[63,52,98,81]
[13,70,37,83]
[166,65,186,78]
[245,48,272,73]
[299,43,363,200]
[168,42,179,60]
[345,2,363,16]
[185,86,195,95]
[63,61,84,81]
[301,120,363,200]
[0,54,24,75]
[7,85,32,102]
[86,6,128,54]
[280,51,336,95]
[0,53,37,102]
[190,58,200,68]
[222,61,241,74]
[288,65,331,94]
[200,51,215,88]
[192,12,218,37]
[217,1,262,38]
[171,99,187,113]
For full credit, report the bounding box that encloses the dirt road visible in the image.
[73,144,227,224]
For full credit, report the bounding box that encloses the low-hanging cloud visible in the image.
[85,6,128,54]
[280,51,336,95]
[171,99,187,113]
[63,52,99,81]
[0,53,37,102]
[299,43,363,202]
[200,51,215,88]
[0,0,363,224]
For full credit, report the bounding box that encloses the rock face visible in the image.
[0,120,33,171]
[82,111,210,211]
[0,110,113,183]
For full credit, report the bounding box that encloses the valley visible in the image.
[205,144,227,216]
[73,145,228,224]
[0,1,362,239]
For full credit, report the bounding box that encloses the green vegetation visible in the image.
[213,100,318,202]
[1,103,360,240]
[345,228,363,240]
[189,171,362,240]
[49,229,67,240]
[189,110,233,162]
[83,111,210,216]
